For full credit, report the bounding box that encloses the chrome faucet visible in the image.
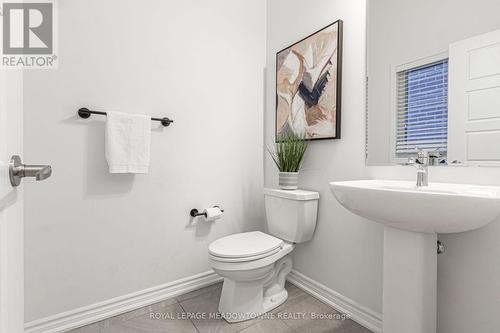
[428,148,446,166]
[408,149,429,187]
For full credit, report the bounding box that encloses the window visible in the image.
[395,59,448,157]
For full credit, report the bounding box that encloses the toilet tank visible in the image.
[264,188,319,243]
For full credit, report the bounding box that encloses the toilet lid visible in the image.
[208,231,283,259]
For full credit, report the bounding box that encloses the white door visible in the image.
[448,29,500,165]
[0,71,24,333]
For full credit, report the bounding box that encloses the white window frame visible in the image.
[390,52,449,164]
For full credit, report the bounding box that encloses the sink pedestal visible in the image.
[329,180,500,332]
[383,227,437,333]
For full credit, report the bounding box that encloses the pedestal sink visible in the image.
[329,180,500,333]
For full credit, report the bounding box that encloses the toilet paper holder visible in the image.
[190,206,224,218]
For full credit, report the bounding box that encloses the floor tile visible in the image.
[179,284,260,333]
[342,320,373,333]
[67,322,101,333]
[104,297,178,325]
[237,319,295,333]
[65,281,373,333]
[278,294,347,333]
[176,282,223,303]
[101,302,197,333]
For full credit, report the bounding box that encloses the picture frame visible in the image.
[275,20,343,141]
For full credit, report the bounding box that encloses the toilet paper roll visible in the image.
[203,207,223,222]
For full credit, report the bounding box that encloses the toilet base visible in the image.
[218,255,293,323]
[262,288,288,313]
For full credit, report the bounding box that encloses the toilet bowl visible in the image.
[208,188,319,322]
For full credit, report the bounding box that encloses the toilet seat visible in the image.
[209,231,284,263]
[209,242,294,272]
[209,246,282,262]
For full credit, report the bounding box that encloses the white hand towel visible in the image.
[105,111,151,174]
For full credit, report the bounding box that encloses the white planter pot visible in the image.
[279,172,299,190]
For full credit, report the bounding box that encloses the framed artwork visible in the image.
[276,20,343,141]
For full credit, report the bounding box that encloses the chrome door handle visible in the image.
[9,155,52,187]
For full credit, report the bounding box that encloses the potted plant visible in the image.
[268,132,308,190]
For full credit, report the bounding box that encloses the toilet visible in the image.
[208,188,319,322]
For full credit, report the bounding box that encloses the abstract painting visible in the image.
[276,20,343,140]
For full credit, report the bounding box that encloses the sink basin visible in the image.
[329,179,500,233]
[328,179,500,332]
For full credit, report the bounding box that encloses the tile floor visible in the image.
[68,282,373,333]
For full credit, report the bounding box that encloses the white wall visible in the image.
[266,0,384,315]
[267,1,500,332]
[365,1,500,331]
[23,1,499,330]
[367,0,500,164]
[23,0,266,322]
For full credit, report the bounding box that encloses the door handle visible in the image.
[9,155,52,187]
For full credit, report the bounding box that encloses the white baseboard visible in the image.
[25,269,381,333]
[24,270,222,333]
[287,270,382,333]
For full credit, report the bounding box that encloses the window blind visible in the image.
[396,59,448,156]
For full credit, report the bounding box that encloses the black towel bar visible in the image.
[78,107,173,127]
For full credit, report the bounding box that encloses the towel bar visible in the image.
[78,107,173,127]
